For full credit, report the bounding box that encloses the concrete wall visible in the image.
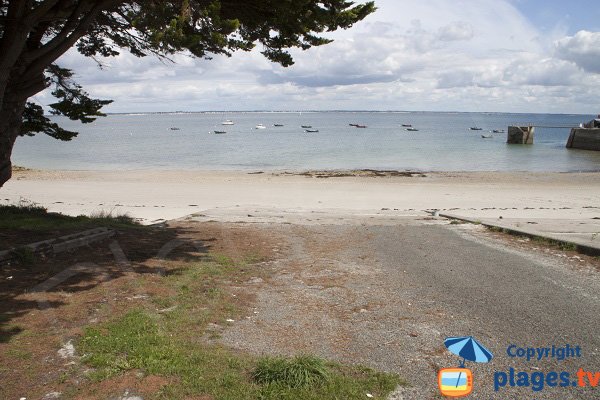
[507,126,534,144]
[566,128,600,151]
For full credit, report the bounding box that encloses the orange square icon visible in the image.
[438,367,473,398]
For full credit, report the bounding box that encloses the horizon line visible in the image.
[100,110,593,117]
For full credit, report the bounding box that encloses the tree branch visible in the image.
[21,0,122,81]
[24,0,94,60]
[23,0,63,25]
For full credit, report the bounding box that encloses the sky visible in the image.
[35,0,600,114]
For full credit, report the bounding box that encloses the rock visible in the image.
[42,392,62,399]
[57,340,75,359]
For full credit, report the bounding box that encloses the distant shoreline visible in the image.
[12,165,600,175]
[95,110,595,117]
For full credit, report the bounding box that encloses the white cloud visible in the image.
[37,0,600,114]
[437,22,474,42]
[555,30,600,73]
[503,56,582,86]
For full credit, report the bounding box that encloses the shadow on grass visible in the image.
[0,204,215,343]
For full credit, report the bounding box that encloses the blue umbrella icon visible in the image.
[444,336,493,390]
[444,336,493,367]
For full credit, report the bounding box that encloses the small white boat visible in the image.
[222,120,234,125]
[481,134,493,139]
[305,129,319,133]
[406,128,419,131]
[255,124,266,129]
[214,130,227,134]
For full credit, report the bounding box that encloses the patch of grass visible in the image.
[0,201,142,233]
[79,310,401,399]
[488,226,509,233]
[532,237,577,252]
[486,226,580,252]
[79,310,179,380]
[253,355,330,388]
[211,253,234,267]
[10,246,36,266]
[78,256,402,399]
[4,347,32,360]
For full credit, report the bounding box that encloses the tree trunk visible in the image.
[0,98,26,188]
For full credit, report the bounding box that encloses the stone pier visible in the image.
[566,128,600,151]
[507,126,534,144]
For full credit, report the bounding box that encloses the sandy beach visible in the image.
[4,168,600,251]
[3,168,600,223]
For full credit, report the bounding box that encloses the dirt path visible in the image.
[219,218,600,399]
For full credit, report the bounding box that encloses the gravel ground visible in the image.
[219,218,600,399]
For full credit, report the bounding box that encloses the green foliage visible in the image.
[46,65,113,124]
[74,1,375,67]
[79,309,401,399]
[253,355,330,388]
[20,102,78,141]
[11,246,36,266]
[20,65,113,140]
[0,200,47,216]
[0,202,140,232]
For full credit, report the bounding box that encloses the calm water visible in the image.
[12,111,600,172]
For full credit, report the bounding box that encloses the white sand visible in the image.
[3,169,599,226]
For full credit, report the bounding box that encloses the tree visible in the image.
[0,0,375,187]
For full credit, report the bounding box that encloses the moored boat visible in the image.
[406,128,419,131]
[301,125,312,128]
[305,129,319,133]
[222,120,234,125]
[255,124,266,129]
[470,127,483,131]
[214,130,226,134]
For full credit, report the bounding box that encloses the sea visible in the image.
[12,111,600,172]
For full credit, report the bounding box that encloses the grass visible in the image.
[77,254,403,399]
[79,310,401,399]
[10,246,36,266]
[0,201,142,233]
[253,355,330,388]
[487,226,579,252]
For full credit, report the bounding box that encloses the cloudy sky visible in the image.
[36,0,600,114]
